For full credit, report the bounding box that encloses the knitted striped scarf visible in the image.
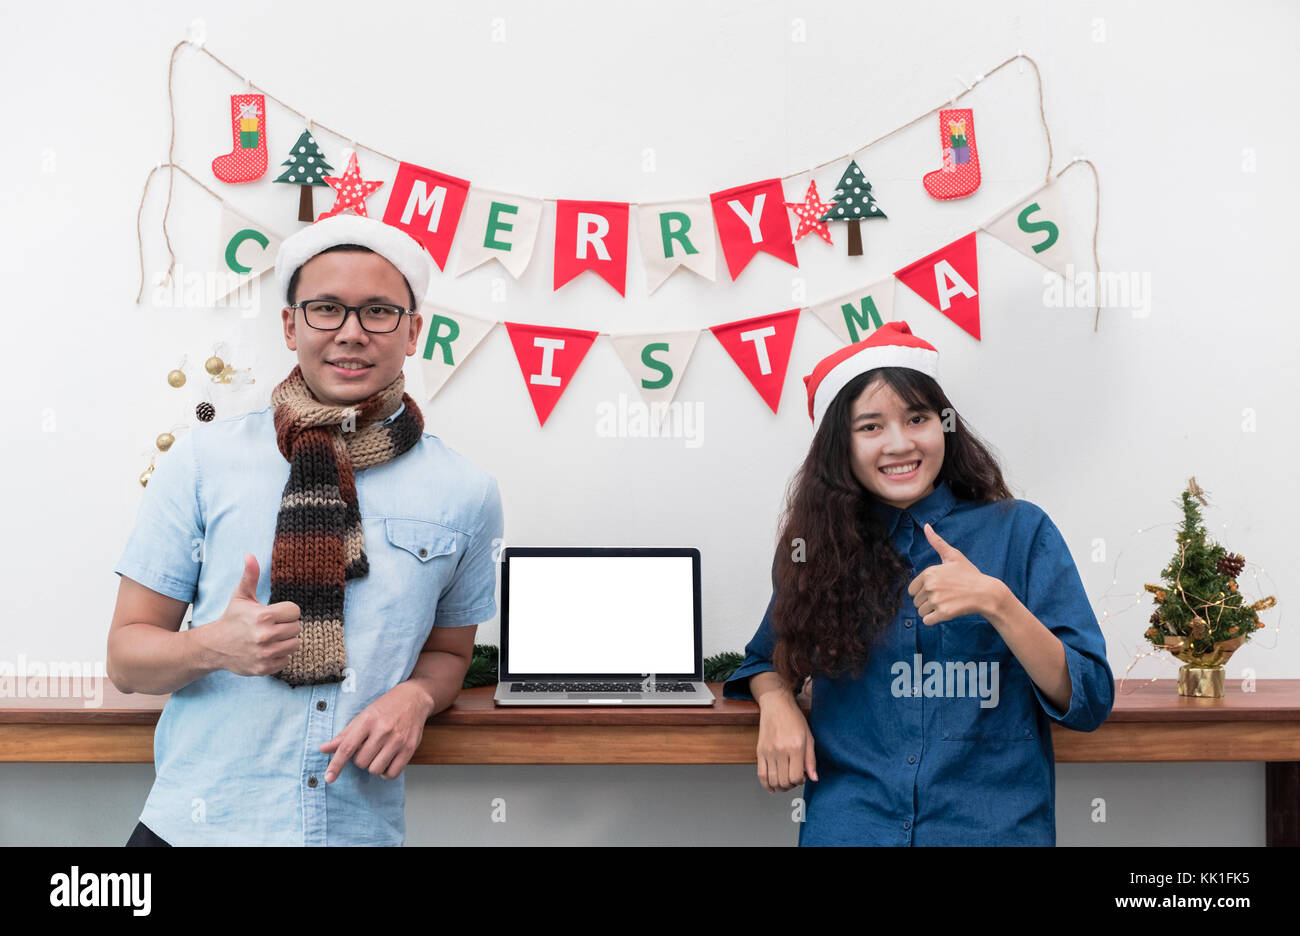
[268,364,424,687]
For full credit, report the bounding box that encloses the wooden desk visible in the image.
[3,678,1297,844]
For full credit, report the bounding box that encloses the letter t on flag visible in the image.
[709,179,799,280]
[504,321,600,426]
[709,309,801,413]
[553,200,630,296]
[382,161,471,271]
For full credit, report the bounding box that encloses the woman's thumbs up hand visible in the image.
[906,523,998,626]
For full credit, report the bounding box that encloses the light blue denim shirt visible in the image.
[114,402,504,845]
[724,479,1114,846]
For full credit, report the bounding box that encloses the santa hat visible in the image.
[275,213,434,314]
[803,320,940,431]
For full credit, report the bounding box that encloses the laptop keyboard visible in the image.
[512,681,696,692]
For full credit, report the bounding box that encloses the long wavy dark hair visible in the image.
[770,367,1014,687]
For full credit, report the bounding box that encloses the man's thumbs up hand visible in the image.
[193,553,303,678]
[906,523,995,626]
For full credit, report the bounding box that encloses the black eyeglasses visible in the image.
[292,299,413,334]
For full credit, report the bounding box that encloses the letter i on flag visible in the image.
[382,162,471,271]
[894,232,981,340]
[418,306,496,401]
[553,200,630,296]
[709,179,799,280]
[504,322,600,426]
[709,309,801,413]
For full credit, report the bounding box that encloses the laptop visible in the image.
[493,547,716,705]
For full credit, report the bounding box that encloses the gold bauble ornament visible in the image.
[205,355,225,377]
[156,432,175,452]
[139,465,154,487]
[167,369,187,388]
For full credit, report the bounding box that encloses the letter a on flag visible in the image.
[893,232,981,340]
[709,309,800,413]
[504,321,600,426]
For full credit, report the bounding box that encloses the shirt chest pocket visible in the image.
[381,518,463,612]
[937,614,1034,743]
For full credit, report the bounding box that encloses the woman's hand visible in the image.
[908,523,1005,625]
[753,680,818,793]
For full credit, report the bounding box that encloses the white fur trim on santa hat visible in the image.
[812,344,940,431]
[274,213,434,313]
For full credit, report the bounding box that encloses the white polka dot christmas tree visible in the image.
[274,129,335,223]
[818,159,887,257]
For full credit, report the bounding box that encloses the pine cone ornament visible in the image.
[196,402,215,422]
[1191,618,1208,641]
[1149,611,1161,626]
[1217,552,1245,577]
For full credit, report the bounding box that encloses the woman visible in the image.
[723,321,1114,846]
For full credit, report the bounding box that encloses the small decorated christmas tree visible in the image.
[818,159,886,257]
[274,129,335,222]
[1143,477,1275,696]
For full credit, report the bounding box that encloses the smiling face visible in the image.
[282,250,423,407]
[847,376,945,510]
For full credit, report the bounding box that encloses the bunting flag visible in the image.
[418,305,496,401]
[636,199,717,294]
[553,199,630,296]
[453,188,544,280]
[710,179,799,280]
[979,180,1074,278]
[709,309,800,413]
[894,232,981,340]
[215,204,282,302]
[809,277,896,344]
[609,330,701,417]
[381,162,471,272]
[504,321,600,426]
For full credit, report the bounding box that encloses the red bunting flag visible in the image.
[504,321,600,426]
[893,232,981,340]
[709,309,801,413]
[709,179,799,280]
[382,162,471,271]
[553,199,629,296]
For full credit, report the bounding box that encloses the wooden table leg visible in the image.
[1265,761,1299,847]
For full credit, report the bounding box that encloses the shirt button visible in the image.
[418,547,428,558]
[902,819,912,830]
[307,775,318,788]
[907,755,917,764]
[904,619,913,628]
[316,700,327,711]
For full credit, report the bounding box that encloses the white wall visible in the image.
[0,0,1292,845]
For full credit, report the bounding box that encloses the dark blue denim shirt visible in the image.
[723,478,1114,845]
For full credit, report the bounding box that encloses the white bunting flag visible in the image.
[417,305,496,400]
[215,204,282,306]
[453,188,543,280]
[609,330,701,419]
[979,180,1074,278]
[808,277,896,344]
[636,199,717,294]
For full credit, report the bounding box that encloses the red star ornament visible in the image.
[785,178,836,244]
[318,151,384,219]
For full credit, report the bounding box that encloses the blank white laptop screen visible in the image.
[506,555,696,674]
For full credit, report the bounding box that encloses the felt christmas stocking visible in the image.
[212,93,268,184]
[922,108,981,200]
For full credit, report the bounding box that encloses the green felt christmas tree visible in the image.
[274,129,335,222]
[818,159,886,257]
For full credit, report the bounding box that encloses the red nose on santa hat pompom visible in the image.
[803,321,940,431]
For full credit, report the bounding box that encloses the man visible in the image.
[108,214,503,846]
